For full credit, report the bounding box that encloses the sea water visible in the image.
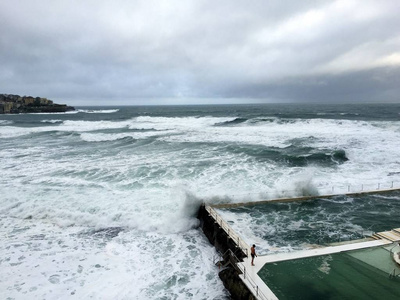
[217,191,400,254]
[1,103,400,299]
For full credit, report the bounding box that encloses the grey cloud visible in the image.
[219,67,400,103]
[1,0,399,105]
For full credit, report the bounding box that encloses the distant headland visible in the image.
[0,94,75,114]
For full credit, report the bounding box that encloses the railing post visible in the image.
[391,181,394,188]
[257,285,259,296]
[348,185,350,192]
[377,183,380,190]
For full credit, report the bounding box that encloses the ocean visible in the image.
[1,103,400,299]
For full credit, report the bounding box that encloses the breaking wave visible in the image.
[41,119,63,124]
[79,130,173,142]
[77,109,119,114]
[227,145,349,167]
[214,117,248,126]
[284,150,349,167]
[0,120,13,125]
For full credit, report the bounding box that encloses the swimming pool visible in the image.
[258,244,400,300]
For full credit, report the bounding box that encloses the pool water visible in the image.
[258,245,400,300]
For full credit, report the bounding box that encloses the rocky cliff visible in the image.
[0,94,75,114]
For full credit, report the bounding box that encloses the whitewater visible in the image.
[1,103,400,299]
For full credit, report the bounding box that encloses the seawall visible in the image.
[197,205,255,300]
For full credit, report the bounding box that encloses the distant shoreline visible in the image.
[0,94,75,114]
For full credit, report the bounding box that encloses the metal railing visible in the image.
[216,249,272,300]
[326,181,398,195]
[205,205,249,256]
[207,181,399,203]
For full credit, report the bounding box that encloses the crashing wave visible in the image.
[214,117,248,126]
[41,119,63,124]
[0,120,13,125]
[78,109,119,114]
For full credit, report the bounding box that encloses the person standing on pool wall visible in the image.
[251,244,257,266]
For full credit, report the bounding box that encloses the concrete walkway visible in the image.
[237,250,278,300]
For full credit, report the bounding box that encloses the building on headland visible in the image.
[39,97,53,105]
[23,96,35,106]
[0,101,14,113]
[0,94,74,114]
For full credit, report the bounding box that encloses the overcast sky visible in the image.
[1,0,399,105]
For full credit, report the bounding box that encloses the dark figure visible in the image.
[251,244,257,266]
